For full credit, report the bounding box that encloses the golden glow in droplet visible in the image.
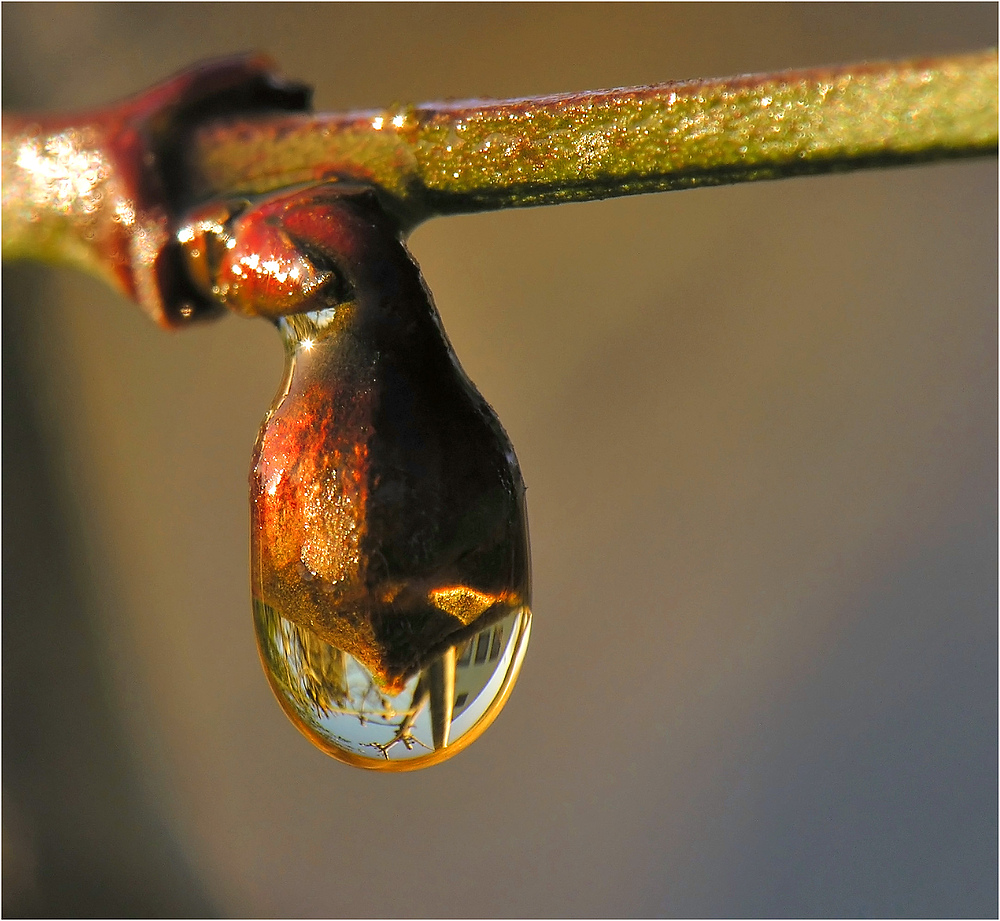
[429,586,500,625]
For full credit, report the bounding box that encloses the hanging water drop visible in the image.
[183,184,532,769]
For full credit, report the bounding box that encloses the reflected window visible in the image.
[489,626,503,661]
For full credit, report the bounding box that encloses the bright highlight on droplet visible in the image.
[430,585,499,624]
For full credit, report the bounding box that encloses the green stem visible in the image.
[188,49,998,226]
[2,50,995,324]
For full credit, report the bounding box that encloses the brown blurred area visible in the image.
[3,4,996,917]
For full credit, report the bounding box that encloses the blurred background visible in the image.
[3,3,996,917]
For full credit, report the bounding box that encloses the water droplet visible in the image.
[245,187,532,769]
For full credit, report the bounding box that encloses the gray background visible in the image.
[3,3,996,917]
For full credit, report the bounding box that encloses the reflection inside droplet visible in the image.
[236,188,532,770]
[254,600,530,769]
[250,302,533,768]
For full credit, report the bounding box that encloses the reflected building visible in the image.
[453,622,507,713]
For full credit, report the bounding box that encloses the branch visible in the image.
[2,50,996,325]
[187,49,998,225]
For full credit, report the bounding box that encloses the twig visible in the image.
[2,50,995,325]
[188,49,998,225]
